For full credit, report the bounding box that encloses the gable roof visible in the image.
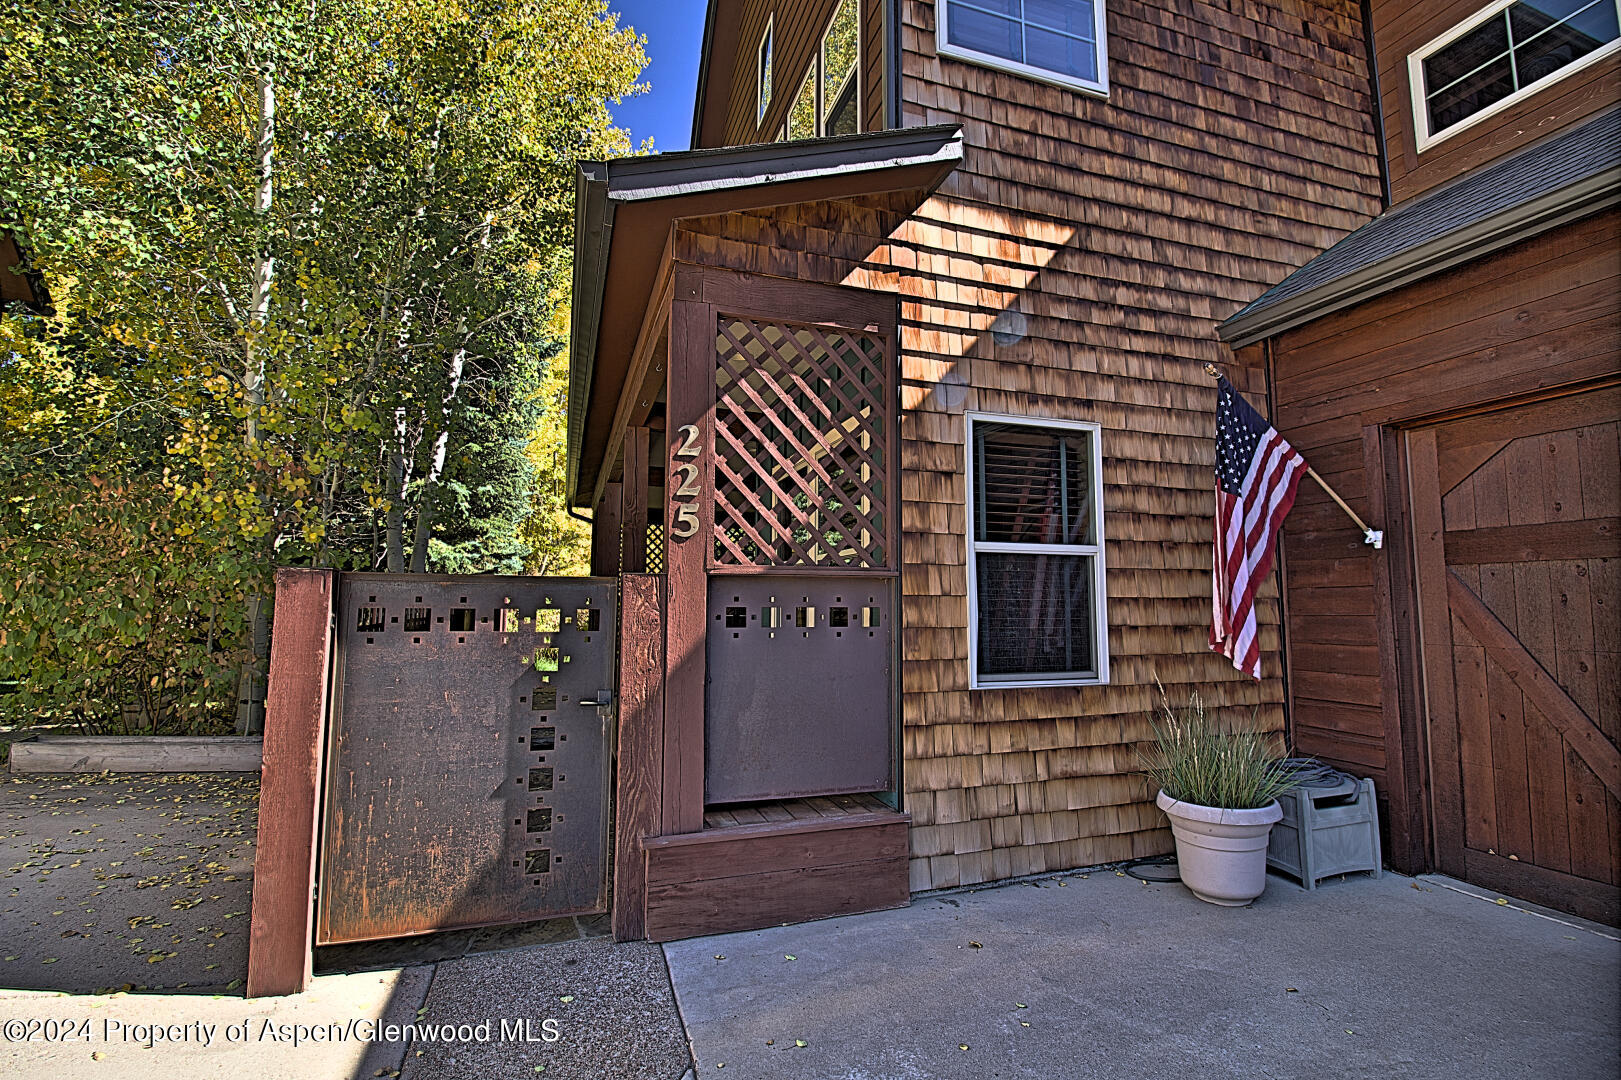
[1219,108,1621,347]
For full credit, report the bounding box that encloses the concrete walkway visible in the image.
[664,869,1620,1080]
[3,864,1615,1078]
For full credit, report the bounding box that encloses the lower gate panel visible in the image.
[704,576,893,804]
[317,574,617,945]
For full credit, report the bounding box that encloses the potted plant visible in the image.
[1139,684,1298,906]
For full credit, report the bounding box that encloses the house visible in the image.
[565,0,1620,941]
[1219,2,1620,924]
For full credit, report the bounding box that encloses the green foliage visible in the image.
[1138,683,1299,810]
[0,0,645,728]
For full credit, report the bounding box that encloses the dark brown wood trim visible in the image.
[1407,427,1466,877]
[663,269,713,834]
[691,262,897,329]
[1444,518,1621,565]
[613,574,666,941]
[1445,570,1621,797]
[1461,848,1621,926]
[641,810,907,850]
[1363,422,1425,872]
[620,427,652,575]
[592,482,623,577]
[246,568,335,999]
[644,856,910,942]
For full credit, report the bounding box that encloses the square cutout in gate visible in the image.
[530,726,555,751]
[356,607,385,633]
[527,767,554,792]
[403,607,431,632]
[527,808,553,833]
[497,608,521,633]
[534,648,560,672]
[531,688,557,711]
[535,608,561,633]
[575,607,600,632]
[795,605,816,628]
[524,849,551,875]
[449,608,475,631]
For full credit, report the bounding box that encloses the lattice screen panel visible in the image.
[645,523,664,574]
[713,316,889,569]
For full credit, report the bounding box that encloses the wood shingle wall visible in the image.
[687,0,1383,889]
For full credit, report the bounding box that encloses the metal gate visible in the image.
[317,574,617,944]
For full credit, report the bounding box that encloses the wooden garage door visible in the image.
[1408,385,1620,925]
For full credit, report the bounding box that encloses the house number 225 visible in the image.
[669,424,702,540]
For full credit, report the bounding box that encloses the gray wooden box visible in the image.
[1267,776,1382,889]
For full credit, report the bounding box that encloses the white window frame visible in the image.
[1408,0,1621,152]
[965,411,1110,690]
[757,15,774,128]
[938,0,1110,99]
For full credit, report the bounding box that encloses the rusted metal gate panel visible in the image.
[318,574,617,945]
[704,311,897,804]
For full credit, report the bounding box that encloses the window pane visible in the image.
[788,71,816,139]
[822,0,859,123]
[1511,0,1619,86]
[974,423,1094,545]
[947,1,1023,63]
[976,552,1096,678]
[827,79,859,136]
[1026,26,1098,82]
[1025,0,1097,40]
[758,25,772,123]
[1424,15,1514,131]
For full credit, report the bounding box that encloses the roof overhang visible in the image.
[1219,108,1621,349]
[567,124,964,506]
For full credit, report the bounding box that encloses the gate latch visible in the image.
[579,690,614,716]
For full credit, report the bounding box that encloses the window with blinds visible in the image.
[967,415,1108,687]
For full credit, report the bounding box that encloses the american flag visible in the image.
[1210,376,1307,680]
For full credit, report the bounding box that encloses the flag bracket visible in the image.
[1203,363,1384,549]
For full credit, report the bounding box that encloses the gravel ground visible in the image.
[0,772,258,994]
[402,936,693,1080]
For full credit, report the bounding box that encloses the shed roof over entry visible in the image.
[566,124,964,506]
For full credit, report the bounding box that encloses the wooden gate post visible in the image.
[613,574,665,940]
[246,568,335,998]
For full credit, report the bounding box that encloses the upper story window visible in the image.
[966,413,1110,689]
[783,0,860,140]
[1409,0,1620,150]
[757,17,774,127]
[938,0,1110,97]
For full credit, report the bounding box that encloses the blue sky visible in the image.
[608,1,709,153]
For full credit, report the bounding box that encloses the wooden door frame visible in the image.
[1365,423,1435,874]
[661,261,904,837]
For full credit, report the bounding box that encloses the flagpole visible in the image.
[1203,363,1384,549]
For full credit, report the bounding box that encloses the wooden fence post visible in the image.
[246,568,335,998]
[613,573,666,941]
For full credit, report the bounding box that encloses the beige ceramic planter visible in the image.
[1156,790,1283,906]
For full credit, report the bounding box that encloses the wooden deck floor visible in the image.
[702,792,893,829]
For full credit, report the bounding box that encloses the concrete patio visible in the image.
[664,868,1620,1080]
[2,863,1615,1079]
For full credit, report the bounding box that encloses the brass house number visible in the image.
[670,423,701,540]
